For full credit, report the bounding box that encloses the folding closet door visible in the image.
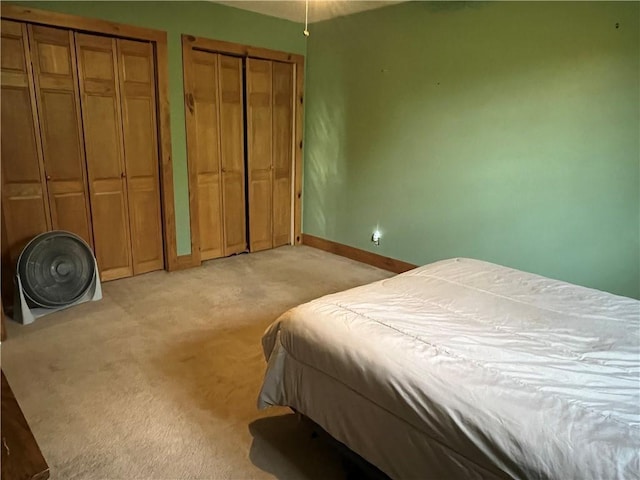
[28,25,93,247]
[246,58,294,252]
[246,58,273,252]
[184,50,247,260]
[75,33,133,281]
[0,20,50,264]
[117,39,164,274]
[217,55,247,256]
[271,62,294,248]
[186,50,225,260]
[182,39,299,263]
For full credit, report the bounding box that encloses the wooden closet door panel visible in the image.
[272,62,294,248]
[76,33,132,281]
[198,176,223,261]
[218,54,246,256]
[28,25,93,247]
[186,50,224,261]
[0,20,50,265]
[117,39,164,274]
[246,58,273,252]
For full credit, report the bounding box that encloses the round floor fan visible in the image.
[14,231,102,324]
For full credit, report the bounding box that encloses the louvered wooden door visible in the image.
[184,50,246,261]
[28,25,93,247]
[0,20,50,264]
[75,33,133,281]
[246,58,294,252]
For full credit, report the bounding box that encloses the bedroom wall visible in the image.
[303,1,640,298]
[10,1,305,256]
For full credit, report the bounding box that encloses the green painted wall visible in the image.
[303,1,640,298]
[12,1,305,255]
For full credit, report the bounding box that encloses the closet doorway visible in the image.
[0,5,179,308]
[181,35,304,267]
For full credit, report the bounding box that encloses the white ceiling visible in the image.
[214,1,404,24]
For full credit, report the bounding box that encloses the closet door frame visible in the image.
[181,34,304,267]
[1,4,180,272]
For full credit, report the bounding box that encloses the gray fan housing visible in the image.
[14,230,102,324]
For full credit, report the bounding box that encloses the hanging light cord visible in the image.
[304,0,310,37]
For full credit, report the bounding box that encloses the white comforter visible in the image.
[258,258,640,479]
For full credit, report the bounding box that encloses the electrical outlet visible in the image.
[371,230,381,246]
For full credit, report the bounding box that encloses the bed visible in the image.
[257,258,640,479]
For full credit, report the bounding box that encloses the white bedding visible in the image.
[258,258,640,479]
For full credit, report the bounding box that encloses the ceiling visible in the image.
[214,1,404,24]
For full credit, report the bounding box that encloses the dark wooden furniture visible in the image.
[1,371,49,480]
[1,303,6,341]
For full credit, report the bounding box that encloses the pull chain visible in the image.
[303,0,310,37]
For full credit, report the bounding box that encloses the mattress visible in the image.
[258,258,640,479]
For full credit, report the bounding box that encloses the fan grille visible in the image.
[18,231,96,308]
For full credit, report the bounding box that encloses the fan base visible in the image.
[13,258,102,325]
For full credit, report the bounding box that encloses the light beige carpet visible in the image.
[1,246,392,480]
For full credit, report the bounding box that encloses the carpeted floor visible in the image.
[1,246,392,480]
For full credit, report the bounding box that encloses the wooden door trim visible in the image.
[154,40,178,271]
[292,63,304,246]
[1,4,166,42]
[182,35,304,258]
[184,35,304,66]
[175,253,199,270]
[180,41,202,267]
[1,5,179,272]
[302,234,418,274]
